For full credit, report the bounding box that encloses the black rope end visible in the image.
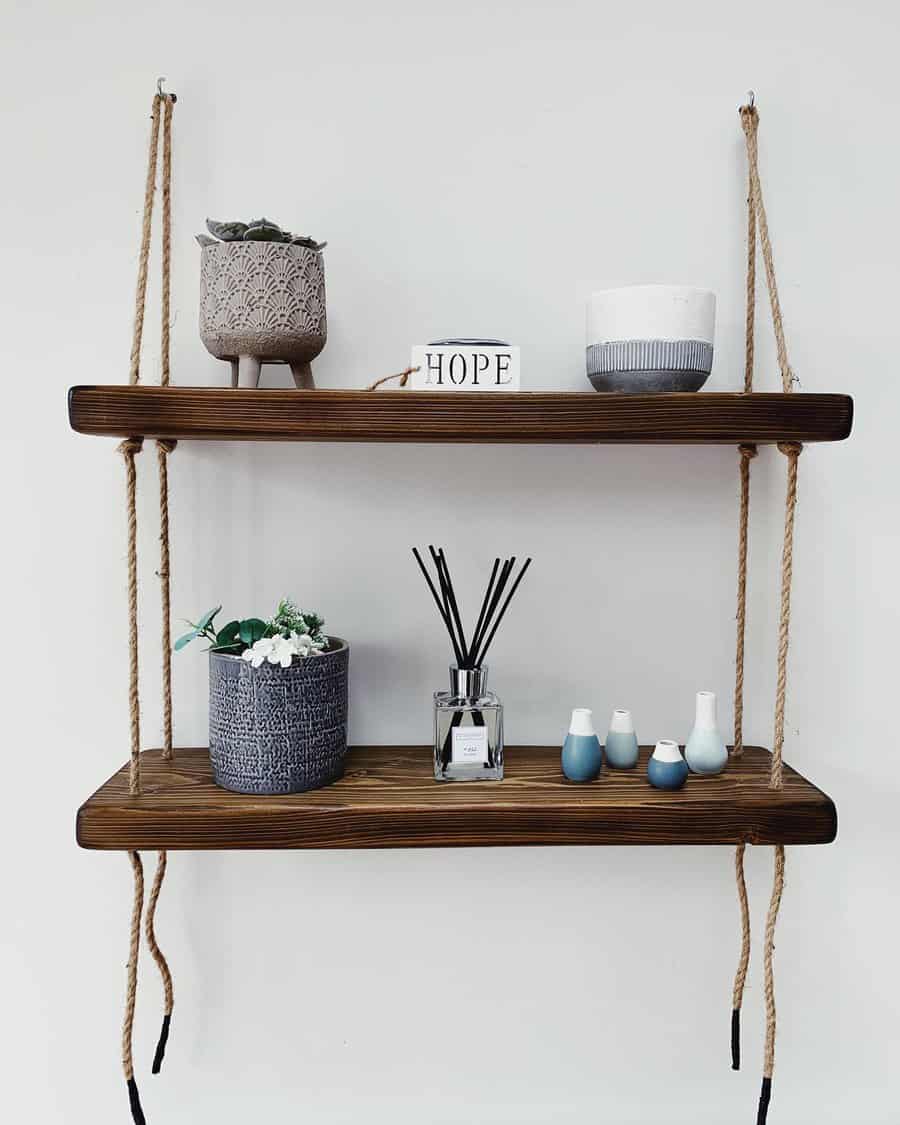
[756,1076,773,1125]
[151,1013,171,1074]
[731,1008,741,1070]
[127,1077,147,1125]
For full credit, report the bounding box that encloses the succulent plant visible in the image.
[197,217,326,251]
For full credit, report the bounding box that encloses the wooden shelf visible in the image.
[67,387,853,445]
[76,745,836,850]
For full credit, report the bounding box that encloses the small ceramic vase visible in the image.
[647,739,689,790]
[604,708,639,769]
[684,691,728,776]
[562,709,603,782]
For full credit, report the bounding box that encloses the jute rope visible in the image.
[731,840,751,1070]
[730,97,800,1125]
[119,87,179,1119]
[145,851,174,1074]
[740,104,794,394]
[157,95,176,759]
[733,442,758,758]
[366,365,419,391]
[757,845,786,1125]
[124,852,147,1125]
[120,436,143,796]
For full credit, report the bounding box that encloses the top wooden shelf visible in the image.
[68,387,853,445]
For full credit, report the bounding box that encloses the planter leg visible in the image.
[229,359,239,388]
[237,355,262,388]
[290,361,315,390]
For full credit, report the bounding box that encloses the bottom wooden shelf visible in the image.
[76,745,836,849]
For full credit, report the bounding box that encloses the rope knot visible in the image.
[776,441,803,458]
[118,437,144,458]
[156,438,177,454]
[739,442,759,461]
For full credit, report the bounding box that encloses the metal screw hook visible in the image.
[747,90,756,109]
[156,76,177,102]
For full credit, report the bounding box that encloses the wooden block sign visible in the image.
[410,340,520,391]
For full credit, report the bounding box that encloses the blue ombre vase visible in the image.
[647,740,689,790]
[562,709,603,782]
[684,691,728,776]
[604,708,639,769]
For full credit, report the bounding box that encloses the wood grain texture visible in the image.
[76,746,837,850]
[68,387,853,444]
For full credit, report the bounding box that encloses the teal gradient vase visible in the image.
[604,708,639,769]
[562,709,603,782]
[684,691,728,776]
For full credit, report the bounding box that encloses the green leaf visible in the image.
[239,618,268,645]
[216,620,241,647]
[210,642,242,655]
[174,628,199,651]
[196,606,222,633]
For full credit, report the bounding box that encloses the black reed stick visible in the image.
[436,548,469,663]
[473,558,532,666]
[412,548,460,661]
[412,548,531,672]
[471,558,513,661]
[470,557,500,663]
[429,546,465,665]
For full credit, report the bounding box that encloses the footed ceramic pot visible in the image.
[647,740,689,791]
[685,691,728,776]
[199,240,327,389]
[562,709,603,782]
[604,708,639,769]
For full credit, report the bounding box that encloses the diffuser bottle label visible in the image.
[452,726,489,764]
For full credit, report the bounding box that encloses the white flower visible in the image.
[242,631,325,669]
[267,634,296,668]
[242,637,277,668]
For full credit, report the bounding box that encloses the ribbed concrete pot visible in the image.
[208,638,348,794]
[199,241,327,389]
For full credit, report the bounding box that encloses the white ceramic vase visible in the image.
[684,690,728,776]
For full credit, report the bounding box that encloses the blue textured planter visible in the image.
[562,733,604,782]
[208,638,349,794]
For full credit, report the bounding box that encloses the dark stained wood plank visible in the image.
[76,746,837,850]
[67,387,853,444]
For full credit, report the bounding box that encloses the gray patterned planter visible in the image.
[208,639,349,794]
[199,241,327,389]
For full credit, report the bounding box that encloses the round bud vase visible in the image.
[562,709,604,782]
[647,740,689,790]
[684,691,728,776]
[604,708,639,769]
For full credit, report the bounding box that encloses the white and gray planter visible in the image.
[199,241,327,389]
[208,639,349,794]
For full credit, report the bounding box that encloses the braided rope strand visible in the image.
[731,841,752,1069]
[119,438,144,795]
[129,95,162,385]
[733,443,758,757]
[123,852,147,1125]
[740,105,793,392]
[756,845,786,1125]
[146,851,174,1073]
[771,443,802,790]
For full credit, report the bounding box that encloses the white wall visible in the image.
[2,1,897,1121]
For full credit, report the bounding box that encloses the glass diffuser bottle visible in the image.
[412,546,531,784]
[434,665,503,781]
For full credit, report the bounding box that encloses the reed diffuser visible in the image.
[413,547,532,781]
